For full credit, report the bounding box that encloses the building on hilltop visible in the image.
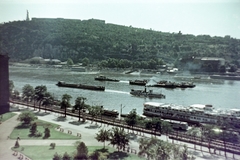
[0,54,10,114]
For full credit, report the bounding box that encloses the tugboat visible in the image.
[130,87,165,99]
[56,81,105,91]
[129,79,148,86]
[94,75,120,82]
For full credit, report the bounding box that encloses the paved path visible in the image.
[0,114,20,160]
[1,106,240,160]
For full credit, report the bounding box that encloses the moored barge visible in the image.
[129,79,148,86]
[94,75,120,82]
[56,81,105,91]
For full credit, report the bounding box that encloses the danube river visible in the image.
[9,66,240,115]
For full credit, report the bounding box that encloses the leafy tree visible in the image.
[74,141,88,160]
[125,109,138,132]
[67,58,74,66]
[161,120,173,136]
[187,126,200,149]
[82,57,90,66]
[88,106,101,123]
[17,111,37,125]
[34,85,47,111]
[109,127,129,151]
[42,92,54,112]
[53,152,62,160]
[30,122,37,135]
[89,151,108,160]
[44,127,50,139]
[22,84,34,104]
[138,137,156,159]
[74,97,86,122]
[60,94,72,118]
[155,139,172,160]
[12,90,20,100]
[201,124,217,152]
[62,152,71,160]
[95,129,110,149]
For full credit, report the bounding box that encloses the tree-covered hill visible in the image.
[1,18,240,68]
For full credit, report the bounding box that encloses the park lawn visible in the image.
[13,146,142,160]
[10,119,80,140]
[0,112,16,122]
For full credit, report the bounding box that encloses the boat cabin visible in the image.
[189,104,214,112]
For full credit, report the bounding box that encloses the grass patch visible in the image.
[0,112,16,122]
[12,146,142,160]
[10,119,80,140]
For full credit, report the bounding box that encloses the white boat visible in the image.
[143,102,240,127]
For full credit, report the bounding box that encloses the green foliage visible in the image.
[17,111,37,125]
[67,58,74,66]
[42,92,54,109]
[22,84,34,102]
[14,140,20,148]
[53,152,62,160]
[35,131,43,137]
[74,97,87,122]
[62,152,71,160]
[138,137,195,160]
[95,129,110,149]
[82,57,90,66]
[74,141,88,160]
[50,143,56,149]
[88,106,102,122]
[2,19,239,68]
[44,127,51,139]
[60,94,72,117]
[125,109,138,129]
[30,122,37,135]
[34,85,47,102]
[109,127,129,151]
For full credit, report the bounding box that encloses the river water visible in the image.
[9,66,240,115]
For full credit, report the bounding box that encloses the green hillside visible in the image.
[1,18,240,69]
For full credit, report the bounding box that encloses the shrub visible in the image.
[35,131,42,137]
[62,152,71,160]
[30,122,37,135]
[50,143,56,149]
[14,140,20,148]
[53,152,61,160]
[44,127,51,139]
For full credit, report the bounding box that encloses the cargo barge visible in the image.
[56,81,105,91]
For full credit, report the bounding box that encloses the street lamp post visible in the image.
[120,104,125,124]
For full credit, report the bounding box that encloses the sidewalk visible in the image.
[1,105,239,160]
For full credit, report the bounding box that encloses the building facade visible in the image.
[0,54,10,114]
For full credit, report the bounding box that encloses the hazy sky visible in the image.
[1,0,240,38]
